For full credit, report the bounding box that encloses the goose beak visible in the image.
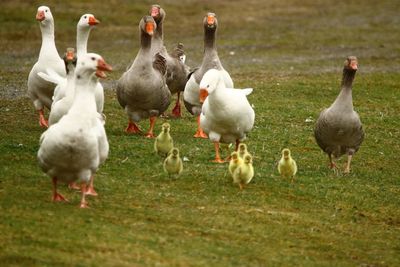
[207,15,215,26]
[151,6,159,18]
[350,61,358,70]
[36,10,45,21]
[88,16,100,26]
[199,88,208,103]
[146,22,154,36]
[66,50,74,61]
[96,58,112,78]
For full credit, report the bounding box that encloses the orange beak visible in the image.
[350,60,358,70]
[146,22,154,35]
[151,6,159,18]
[96,58,112,78]
[66,50,74,61]
[199,88,208,103]
[207,15,215,26]
[36,10,45,21]
[88,16,100,26]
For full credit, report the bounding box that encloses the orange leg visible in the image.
[79,183,88,208]
[145,116,156,138]
[194,115,208,138]
[85,176,98,196]
[171,92,182,118]
[126,120,141,134]
[39,109,49,128]
[212,142,225,163]
[52,177,68,202]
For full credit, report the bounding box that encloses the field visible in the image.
[1,0,399,266]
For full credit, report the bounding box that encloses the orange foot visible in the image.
[86,186,98,196]
[171,104,181,118]
[194,130,208,139]
[145,132,155,138]
[126,122,141,134]
[53,192,68,202]
[212,158,225,164]
[80,201,89,209]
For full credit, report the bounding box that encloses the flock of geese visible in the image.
[27,5,364,208]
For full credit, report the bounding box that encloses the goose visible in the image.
[150,5,189,118]
[154,122,174,157]
[50,14,101,105]
[116,16,170,138]
[163,148,183,178]
[314,56,364,174]
[27,6,65,128]
[37,53,112,208]
[232,154,254,190]
[183,12,233,138]
[278,148,298,181]
[39,48,77,126]
[199,69,254,163]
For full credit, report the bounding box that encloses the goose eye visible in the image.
[45,10,48,13]
[84,16,87,19]
[91,57,96,61]
[207,85,210,88]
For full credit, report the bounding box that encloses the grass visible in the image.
[1,0,400,266]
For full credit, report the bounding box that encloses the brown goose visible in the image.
[150,5,189,118]
[116,16,170,138]
[314,56,364,173]
[183,12,233,138]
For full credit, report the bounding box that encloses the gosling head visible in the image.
[244,154,252,164]
[239,143,248,153]
[231,151,240,163]
[169,147,179,158]
[282,148,291,160]
[162,122,170,133]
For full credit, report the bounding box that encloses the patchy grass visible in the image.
[0,0,399,266]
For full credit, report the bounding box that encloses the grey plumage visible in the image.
[314,56,364,173]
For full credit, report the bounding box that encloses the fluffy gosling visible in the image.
[154,122,173,157]
[163,148,183,178]
[229,151,243,178]
[233,154,254,190]
[278,148,297,181]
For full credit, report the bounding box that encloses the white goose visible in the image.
[199,69,255,163]
[37,53,112,208]
[50,14,100,103]
[183,12,233,138]
[27,6,65,128]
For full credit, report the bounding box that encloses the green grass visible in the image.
[1,0,400,266]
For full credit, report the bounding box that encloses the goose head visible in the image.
[282,148,291,160]
[140,16,157,36]
[161,122,170,133]
[203,12,217,30]
[75,53,112,80]
[62,48,77,74]
[199,69,224,103]
[149,4,165,24]
[344,56,358,71]
[78,14,100,29]
[36,6,53,26]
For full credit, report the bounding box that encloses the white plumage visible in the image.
[199,69,255,162]
[37,53,112,208]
